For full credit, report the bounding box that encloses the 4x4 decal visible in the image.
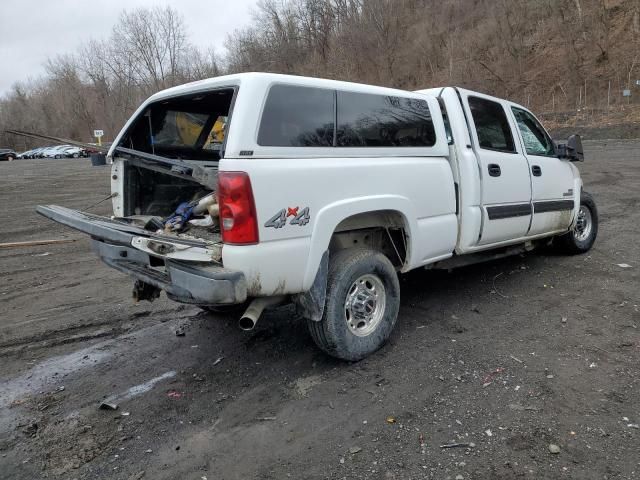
[265,206,310,229]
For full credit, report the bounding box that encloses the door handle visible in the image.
[488,164,501,177]
[531,165,542,177]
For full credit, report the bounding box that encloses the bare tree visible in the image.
[3,0,640,150]
[111,6,188,91]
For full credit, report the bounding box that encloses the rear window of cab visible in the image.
[257,84,436,148]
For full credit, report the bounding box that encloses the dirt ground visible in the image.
[0,142,639,480]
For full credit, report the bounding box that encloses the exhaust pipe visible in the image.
[239,296,286,331]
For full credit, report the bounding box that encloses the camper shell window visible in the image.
[337,92,436,147]
[257,85,335,147]
[118,88,235,161]
[257,85,437,148]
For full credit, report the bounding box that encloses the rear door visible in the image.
[509,106,576,236]
[459,91,532,245]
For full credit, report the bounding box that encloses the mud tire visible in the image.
[307,248,400,361]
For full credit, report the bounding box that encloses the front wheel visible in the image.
[307,248,400,361]
[555,191,598,254]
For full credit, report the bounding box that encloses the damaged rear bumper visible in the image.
[93,240,247,305]
[36,205,247,305]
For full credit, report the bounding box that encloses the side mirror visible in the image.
[566,134,584,161]
[556,134,584,161]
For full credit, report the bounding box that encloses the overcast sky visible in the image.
[0,0,258,95]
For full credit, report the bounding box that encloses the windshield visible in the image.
[118,88,235,161]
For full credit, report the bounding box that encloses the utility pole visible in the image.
[584,79,587,109]
[578,86,582,109]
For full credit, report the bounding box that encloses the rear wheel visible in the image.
[7,155,14,161]
[555,191,598,254]
[307,248,400,361]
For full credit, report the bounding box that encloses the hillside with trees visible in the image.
[2,0,640,149]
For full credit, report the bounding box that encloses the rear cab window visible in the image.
[118,88,235,161]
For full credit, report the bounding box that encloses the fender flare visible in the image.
[301,195,417,290]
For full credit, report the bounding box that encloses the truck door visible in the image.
[460,92,532,245]
[509,106,576,236]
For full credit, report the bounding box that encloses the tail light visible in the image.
[217,171,259,245]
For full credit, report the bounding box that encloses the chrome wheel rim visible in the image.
[574,205,592,242]
[344,274,386,337]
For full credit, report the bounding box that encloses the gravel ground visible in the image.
[0,141,639,480]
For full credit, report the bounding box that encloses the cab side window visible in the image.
[468,97,515,153]
[512,107,556,156]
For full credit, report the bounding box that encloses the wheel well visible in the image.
[329,210,409,269]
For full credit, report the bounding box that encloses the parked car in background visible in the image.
[23,148,37,159]
[62,146,87,158]
[38,147,54,158]
[30,147,48,158]
[0,149,18,161]
[42,145,72,158]
[14,145,89,159]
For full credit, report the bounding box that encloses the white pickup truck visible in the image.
[38,73,598,360]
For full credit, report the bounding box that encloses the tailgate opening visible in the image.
[110,87,238,245]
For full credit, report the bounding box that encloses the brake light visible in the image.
[217,171,259,245]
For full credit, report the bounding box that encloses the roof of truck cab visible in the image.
[147,72,438,103]
[415,87,447,95]
[415,86,525,108]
